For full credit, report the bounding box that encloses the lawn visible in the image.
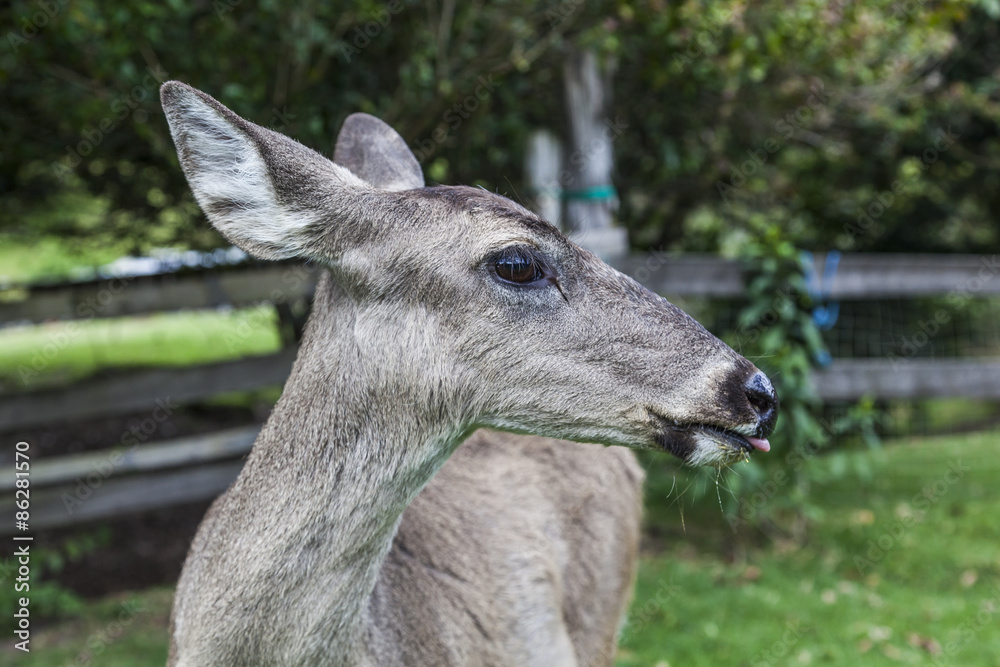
[0,306,281,391]
[619,428,1000,666]
[4,427,997,666]
[0,589,173,667]
[0,232,280,392]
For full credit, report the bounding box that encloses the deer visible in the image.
[160,81,778,667]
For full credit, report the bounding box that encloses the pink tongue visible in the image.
[747,437,771,453]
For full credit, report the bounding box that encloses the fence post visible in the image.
[562,48,627,260]
[524,130,563,226]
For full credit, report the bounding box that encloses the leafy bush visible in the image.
[717,222,882,539]
[2,1,998,258]
[1,529,110,633]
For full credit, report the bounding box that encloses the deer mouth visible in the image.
[651,415,770,468]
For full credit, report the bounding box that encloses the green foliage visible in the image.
[0,0,583,253]
[8,588,172,667]
[1,528,110,633]
[2,1,998,257]
[716,222,881,537]
[615,0,1000,255]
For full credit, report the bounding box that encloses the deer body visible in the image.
[170,273,642,666]
[161,82,777,666]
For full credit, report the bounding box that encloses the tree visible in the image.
[1,0,998,257]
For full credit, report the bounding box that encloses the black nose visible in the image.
[745,372,778,436]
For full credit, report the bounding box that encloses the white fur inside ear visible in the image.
[167,92,320,259]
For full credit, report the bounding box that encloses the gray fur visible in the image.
[334,113,425,191]
[160,81,777,666]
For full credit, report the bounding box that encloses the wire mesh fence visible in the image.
[669,293,1000,440]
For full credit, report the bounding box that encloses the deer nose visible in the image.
[745,371,778,436]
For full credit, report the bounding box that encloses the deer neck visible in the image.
[231,272,470,659]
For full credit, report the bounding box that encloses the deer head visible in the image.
[160,81,777,468]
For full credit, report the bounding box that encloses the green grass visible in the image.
[0,589,172,667]
[0,306,282,391]
[883,397,1000,435]
[10,428,998,666]
[617,428,1000,666]
[0,229,128,285]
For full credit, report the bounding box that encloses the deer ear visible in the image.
[160,81,375,261]
[334,113,424,192]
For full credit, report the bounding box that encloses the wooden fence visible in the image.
[2,252,998,534]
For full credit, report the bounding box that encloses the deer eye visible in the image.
[492,246,547,285]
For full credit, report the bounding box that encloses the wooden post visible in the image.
[524,130,563,227]
[562,49,627,259]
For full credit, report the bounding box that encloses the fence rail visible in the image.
[813,358,1000,401]
[0,427,257,535]
[0,263,316,324]
[0,350,296,431]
